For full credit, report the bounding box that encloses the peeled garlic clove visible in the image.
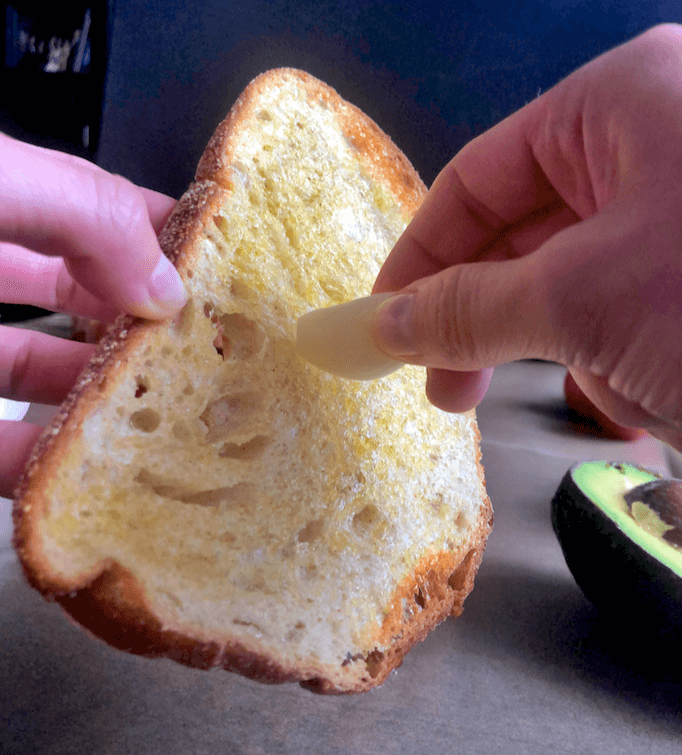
[296,293,403,380]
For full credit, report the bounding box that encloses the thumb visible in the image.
[0,135,186,319]
[371,207,682,434]
[370,257,543,413]
[371,255,545,373]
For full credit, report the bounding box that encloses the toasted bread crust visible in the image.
[196,69,426,217]
[13,183,229,595]
[12,69,492,694]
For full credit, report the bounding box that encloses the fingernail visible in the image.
[147,254,187,315]
[372,293,421,357]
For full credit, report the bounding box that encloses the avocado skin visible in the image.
[551,465,682,641]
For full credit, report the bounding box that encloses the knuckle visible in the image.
[610,345,682,429]
[439,160,507,232]
[424,267,480,367]
[93,173,147,243]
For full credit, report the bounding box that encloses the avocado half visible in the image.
[551,461,682,639]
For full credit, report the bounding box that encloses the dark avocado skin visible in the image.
[551,465,682,641]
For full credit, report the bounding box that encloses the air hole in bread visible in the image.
[230,279,252,300]
[172,421,192,441]
[203,303,265,361]
[134,376,148,398]
[182,384,194,396]
[365,651,385,679]
[161,590,182,608]
[352,504,381,533]
[303,562,319,580]
[217,313,265,360]
[130,408,161,433]
[455,511,471,531]
[297,519,325,544]
[448,550,475,593]
[258,109,272,121]
[219,434,270,460]
[232,619,263,631]
[182,482,255,508]
[135,469,255,508]
[199,392,260,443]
[173,299,196,337]
[414,588,426,609]
[426,568,447,601]
[401,597,412,621]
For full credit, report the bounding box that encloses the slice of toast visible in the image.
[13,69,492,694]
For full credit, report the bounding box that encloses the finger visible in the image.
[373,93,558,294]
[140,187,178,234]
[0,420,43,498]
[372,193,650,369]
[568,368,666,434]
[12,138,178,234]
[425,367,494,413]
[371,253,544,371]
[0,325,95,404]
[0,244,120,322]
[564,371,648,441]
[373,29,631,297]
[0,134,185,319]
[646,428,682,456]
[566,365,682,453]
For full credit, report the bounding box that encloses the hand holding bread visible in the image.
[0,135,185,496]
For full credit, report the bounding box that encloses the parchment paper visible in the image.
[2,360,678,754]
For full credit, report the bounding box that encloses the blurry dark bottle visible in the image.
[1,1,111,159]
[0,2,111,322]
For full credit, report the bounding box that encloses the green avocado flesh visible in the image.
[571,462,682,578]
[551,461,682,636]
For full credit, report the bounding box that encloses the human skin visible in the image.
[0,135,185,497]
[372,24,682,452]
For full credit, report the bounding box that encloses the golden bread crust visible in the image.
[12,69,492,694]
[196,68,426,215]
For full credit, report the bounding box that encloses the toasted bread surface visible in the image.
[13,69,492,693]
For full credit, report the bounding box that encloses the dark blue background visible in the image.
[0,1,680,323]
[95,0,682,197]
[3,1,682,194]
